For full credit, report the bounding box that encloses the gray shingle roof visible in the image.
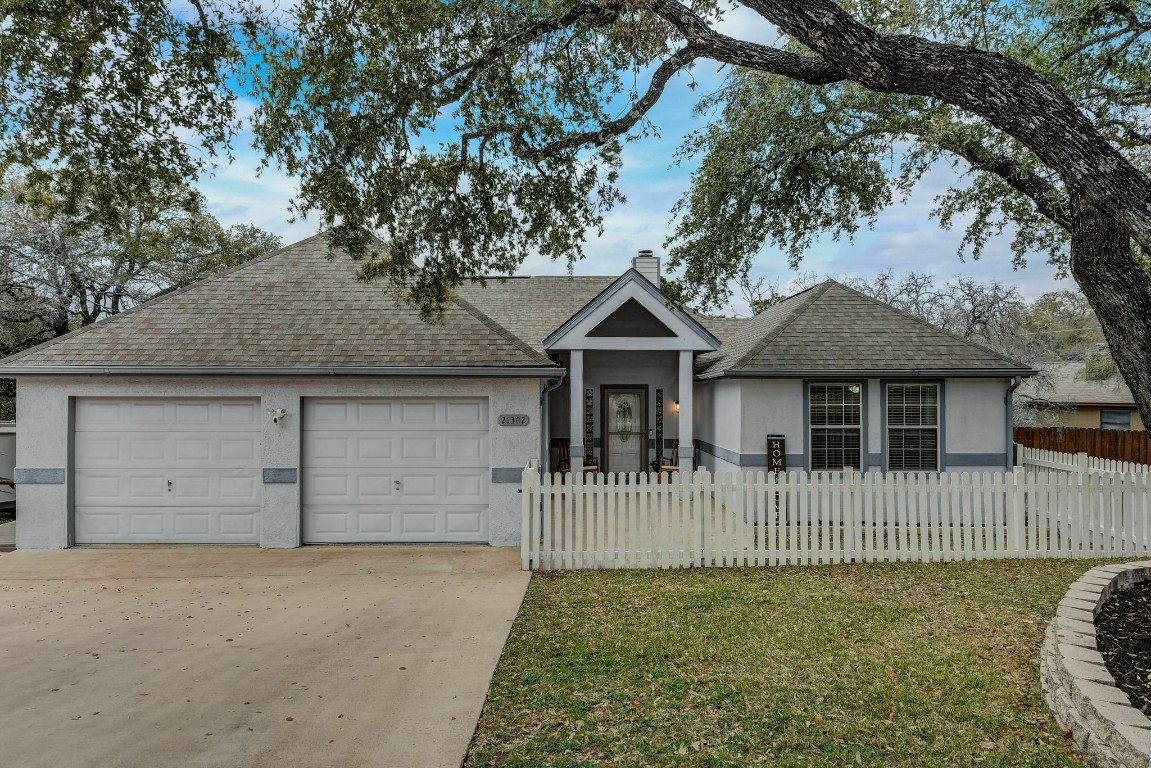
[455,276,617,354]
[1017,362,1135,406]
[696,280,1032,376]
[0,236,1032,378]
[0,234,553,369]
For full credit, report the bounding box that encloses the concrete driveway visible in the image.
[0,546,530,768]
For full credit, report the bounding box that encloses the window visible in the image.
[886,384,939,472]
[809,383,862,471]
[1101,408,1132,431]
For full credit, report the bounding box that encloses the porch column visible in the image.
[569,349,585,464]
[678,350,694,474]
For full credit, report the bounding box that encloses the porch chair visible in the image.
[657,439,680,477]
[556,439,599,474]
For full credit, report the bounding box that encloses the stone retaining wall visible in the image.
[1041,562,1151,768]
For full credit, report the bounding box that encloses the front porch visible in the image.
[545,349,696,475]
[538,259,720,476]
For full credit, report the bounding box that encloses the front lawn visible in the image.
[467,560,1111,768]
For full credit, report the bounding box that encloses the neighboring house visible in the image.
[1016,362,1145,431]
[0,234,1035,549]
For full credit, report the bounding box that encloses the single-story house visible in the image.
[1016,361,1144,431]
[0,234,1035,549]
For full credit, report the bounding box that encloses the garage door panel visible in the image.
[302,505,487,543]
[305,398,489,431]
[74,398,261,545]
[304,432,488,468]
[400,437,438,461]
[302,397,489,543]
[75,506,261,544]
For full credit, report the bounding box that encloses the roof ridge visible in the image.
[826,280,1029,369]
[453,295,555,366]
[0,232,331,367]
[730,281,834,371]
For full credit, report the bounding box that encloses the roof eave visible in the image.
[695,367,1040,380]
[0,365,563,378]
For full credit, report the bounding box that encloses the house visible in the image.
[1016,361,1144,431]
[0,235,1035,549]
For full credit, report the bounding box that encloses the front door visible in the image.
[604,388,646,474]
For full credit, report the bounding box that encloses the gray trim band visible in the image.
[14,467,65,484]
[695,440,805,469]
[262,468,298,484]
[491,468,523,483]
[696,368,1036,380]
[944,452,1009,467]
[0,365,561,378]
[866,453,884,468]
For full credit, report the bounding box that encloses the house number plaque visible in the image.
[767,435,786,473]
[498,414,530,426]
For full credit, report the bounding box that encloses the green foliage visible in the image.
[1084,351,1118,380]
[0,171,280,356]
[1022,290,1105,361]
[0,0,250,229]
[3,1,1151,318]
[667,0,1151,306]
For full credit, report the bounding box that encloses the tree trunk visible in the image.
[1068,195,1151,431]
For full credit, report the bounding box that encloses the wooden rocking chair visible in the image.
[556,439,599,474]
[657,439,680,478]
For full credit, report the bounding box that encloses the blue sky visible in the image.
[197,6,1072,316]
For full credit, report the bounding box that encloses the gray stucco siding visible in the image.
[14,375,542,550]
[694,376,1012,475]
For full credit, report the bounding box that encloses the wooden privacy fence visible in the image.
[520,468,1151,571]
[1015,426,1151,465]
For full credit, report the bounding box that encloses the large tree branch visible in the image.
[740,0,1151,254]
[462,44,705,161]
[649,0,842,84]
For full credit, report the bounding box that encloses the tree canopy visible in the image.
[4,0,1151,424]
[0,175,280,356]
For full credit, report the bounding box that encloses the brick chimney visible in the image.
[632,249,660,287]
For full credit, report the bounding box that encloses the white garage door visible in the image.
[74,399,262,544]
[303,398,489,543]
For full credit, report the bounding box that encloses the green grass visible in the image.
[467,560,1114,768]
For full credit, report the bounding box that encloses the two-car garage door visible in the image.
[71,396,490,545]
[302,398,490,543]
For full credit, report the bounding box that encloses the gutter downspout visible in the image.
[1005,375,1023,470]
[540,363,567,474]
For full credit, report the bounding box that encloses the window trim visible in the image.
[883,382,942,473]
[806,381,866,472]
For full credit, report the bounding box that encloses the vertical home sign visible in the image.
[766,435,787,473]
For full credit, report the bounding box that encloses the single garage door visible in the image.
[302,397,489,543]
[74,398,262,544]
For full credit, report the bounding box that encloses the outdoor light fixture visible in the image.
[673,400,680,413]
[266,407,288,424]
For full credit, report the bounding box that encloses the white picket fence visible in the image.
[520,468,1151,571]
[1017,445,1151,478]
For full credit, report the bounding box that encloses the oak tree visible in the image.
[5,0,1151,427]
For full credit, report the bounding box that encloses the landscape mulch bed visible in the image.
[1095,579,1151,715]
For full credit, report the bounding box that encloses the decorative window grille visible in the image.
[887,384,939,471]
[584,388,595,454]
[809,383,862,471]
